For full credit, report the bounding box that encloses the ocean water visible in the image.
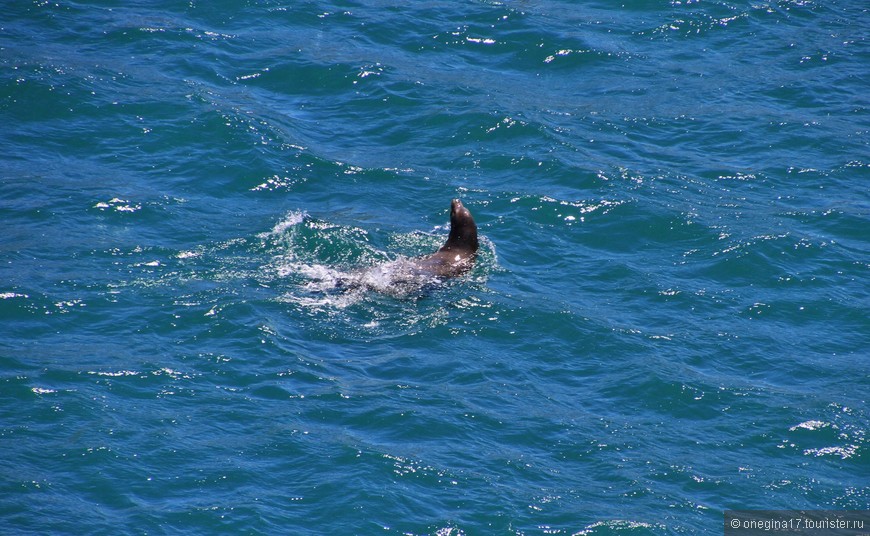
[1,0,868,534]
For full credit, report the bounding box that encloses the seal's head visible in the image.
[442,198,478,254]
[407,199,479,279]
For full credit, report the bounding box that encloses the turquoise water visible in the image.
[2,0,868,534]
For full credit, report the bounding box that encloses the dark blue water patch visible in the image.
[247,60,364,98]
[781,203,870,251]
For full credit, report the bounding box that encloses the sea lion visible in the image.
[329,199,479,295]
[410,198,478,278]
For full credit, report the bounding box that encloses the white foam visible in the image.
[94,198,141,213]
[87,370,140,377]
[789,420,831,432]
[263,211,306,237]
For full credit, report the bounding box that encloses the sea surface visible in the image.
[1,0,868,534]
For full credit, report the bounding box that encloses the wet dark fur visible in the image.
[410,198,478,278]
[330,199,478,295]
